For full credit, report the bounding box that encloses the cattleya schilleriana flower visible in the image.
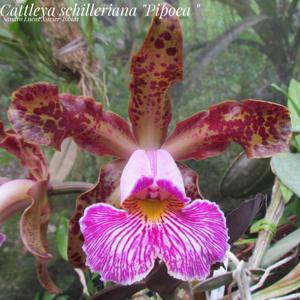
[1,3,291,288]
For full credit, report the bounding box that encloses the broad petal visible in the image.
[60,94,138,158]
[20,180,52,260]
[162,100,291,160]
[80,200,228,284]
[68,159,126,268]
[128,3,183,148]
[177,163,203,199]
[0,232,5,246]
[80,203,157,285]
[9,83,67,149]
[120,150,187,207]
[159,200,229,281]
[9,83,137,158]
[0,179,34,224]
[0,121,47,180]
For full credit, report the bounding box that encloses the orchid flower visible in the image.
[80,148,228,284]
[0,121,60,293]
[6,4,291,287]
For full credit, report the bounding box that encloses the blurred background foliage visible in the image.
[0,0,299,299]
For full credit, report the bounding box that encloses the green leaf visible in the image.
[84,270,97,296]
[273,80,300,148]
[253,263,300,300]
[234,238,257,246]
[94,44,106,67]
[80,16,94,45]
[272,83,288,98]
[0,149,14,164]
[94,32,112,46]
[295,197,300,220]
[293,125,300,133]
[193,272,233,292]
[33,292,42,300]
[42,293,68,300]
[288,79,300,118]
[42,293,56,300]
[280,182,293,203]
[288,79,300,148]
[271,153,300,197]
[56,216,69,261]
[220,152,273,198]
[261,228,300,267]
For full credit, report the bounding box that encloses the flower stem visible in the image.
[48,182,94,195]
[249,177,285,269]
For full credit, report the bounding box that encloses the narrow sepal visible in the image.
[36,260,61,294]
[36,220,61,294]
[128,3,183,148]
[20,180,52,260]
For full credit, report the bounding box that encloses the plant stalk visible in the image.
[249,177,285,269]
[48,181,94,195]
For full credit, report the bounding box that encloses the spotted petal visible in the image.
[60,94,138,158]
[68,159,126,268]
[9,83,137,158]
[162,100,291,160]
[9,83,66,149]
[0,121,47,180]
[128,3,183,148]
[80,199,228,284]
